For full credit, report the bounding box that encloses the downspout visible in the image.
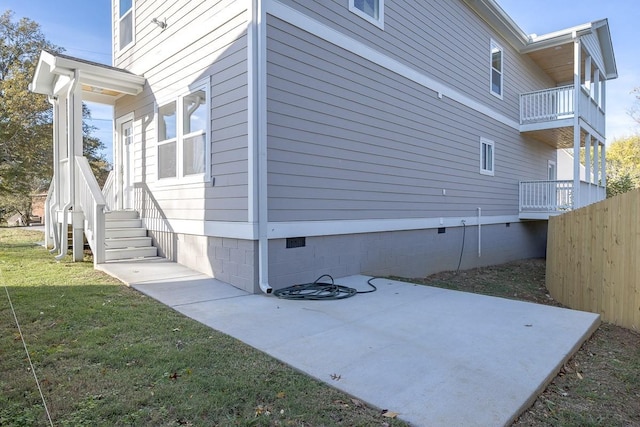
[477,208,482,258]
[47,96,61,254]
[254,0,272,294]
[55,71,80,261]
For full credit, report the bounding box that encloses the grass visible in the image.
[0,228,405,426]
[4,229,639,426]
[402,259,640,427]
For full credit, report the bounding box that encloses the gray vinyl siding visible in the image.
[266,16,554,222]
[272,0,554,122]
[114,0,249,223]
[581,33,606,76]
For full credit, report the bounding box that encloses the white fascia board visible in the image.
[145,216,523,241]
[266,0,520,130]
[267,215,521,239]
[80,72,144,96]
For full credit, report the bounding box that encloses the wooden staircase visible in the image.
[104,210,158,261]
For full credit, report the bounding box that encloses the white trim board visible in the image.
[141,215,523,240]
[265,0,520,130]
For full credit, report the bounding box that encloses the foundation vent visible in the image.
[286,237,306,249]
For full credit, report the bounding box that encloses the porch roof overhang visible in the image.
[30,51,145,105]
[463,1,618,84]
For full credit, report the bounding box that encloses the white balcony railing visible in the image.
[520,85,606,136]
[519,180,574,213]
[520,85,575,125]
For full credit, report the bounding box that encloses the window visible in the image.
[118,0,134,51]
[349,0,384,28]
[480,138,494,176]
[490,40,503,98]
[157,81,210,182]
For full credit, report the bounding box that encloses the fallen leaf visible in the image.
[350,398,364,408]
[276,391,286,399]
[577,372,584,380]
[381,410,399,418]
[330,373,342,381]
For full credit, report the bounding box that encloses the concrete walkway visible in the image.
[98,260,600,427]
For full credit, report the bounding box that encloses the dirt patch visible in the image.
[410,259,640,427]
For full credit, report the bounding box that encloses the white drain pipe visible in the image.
[477,207,482,258]
[252,0,272,295]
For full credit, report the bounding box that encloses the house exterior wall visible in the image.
[109,0,564,292]
[262,0,556,288]
[268,222,548,289]
[112,0,252,290]
[113,0,250,224]
[265,3,557,223]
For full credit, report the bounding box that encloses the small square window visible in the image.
[349,0,384,29]
[480,138,495,176]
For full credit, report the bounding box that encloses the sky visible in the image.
[2,0,638,165]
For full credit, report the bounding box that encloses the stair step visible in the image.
[105,246,158,261]
[105,210,139,220]
[105,237,152,249]
[105,218,142,229]
[105,227,148,238]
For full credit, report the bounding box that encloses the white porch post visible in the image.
[69,72,84,262]
[594,140,600,192]
[584,55,592,93]
[572,38,582,209]
[585,134,592,204]
[593,69,600,103]
[601,142,607,190]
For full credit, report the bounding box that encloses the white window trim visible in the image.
[548,160,557,181]
[480,137,495,176]
[155,78,211,185]
[348,0,384,29]
[117,0,135,54]
[490,39,503,99]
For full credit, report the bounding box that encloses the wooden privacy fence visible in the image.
[546,188,640,331]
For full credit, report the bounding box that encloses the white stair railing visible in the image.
[520,180,574,212]
[102,169,115,212]
[75,156,106,264]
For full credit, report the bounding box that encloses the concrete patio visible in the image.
[98,260,600,426]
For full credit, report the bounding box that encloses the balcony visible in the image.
[519,180,606,220]
[519,85,605,148]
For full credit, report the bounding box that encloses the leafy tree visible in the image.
[0,10,58,223]
[0,10,109,224]
[606,135,640,197]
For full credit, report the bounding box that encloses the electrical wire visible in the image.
[274,274,377,300]
[456,221,467,272]
[2,271,54,427]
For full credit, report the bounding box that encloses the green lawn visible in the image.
[0,228,403,426]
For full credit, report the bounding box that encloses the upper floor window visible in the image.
[490,40,503,98]
[157,80,211,183]
[118,0,134,52]
[349,0,384,29]
[480,137,495,176]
